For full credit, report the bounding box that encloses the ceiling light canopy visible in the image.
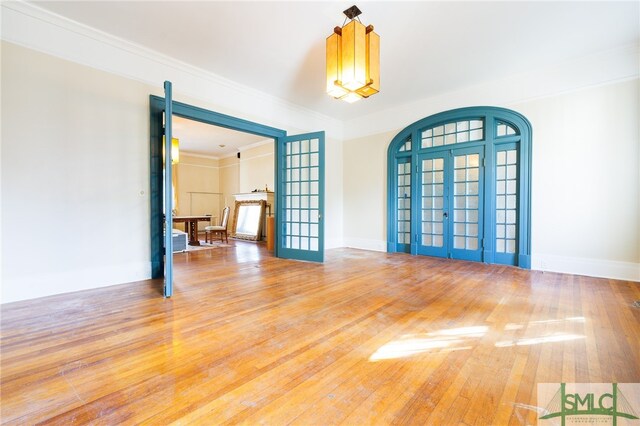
[326,5,379,103]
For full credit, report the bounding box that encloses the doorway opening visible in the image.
[150,94,326,297]
[150,96,286,281]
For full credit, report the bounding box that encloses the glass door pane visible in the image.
[417,154,448,257]
[449,148,483,261]
[396,158,412,249]
[494,144,518,265]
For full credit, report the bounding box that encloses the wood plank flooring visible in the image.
[1,242,639,425]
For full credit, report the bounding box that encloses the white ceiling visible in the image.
[173,115,267,157]
[32,1,640,121]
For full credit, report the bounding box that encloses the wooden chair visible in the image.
[204,206,230,243]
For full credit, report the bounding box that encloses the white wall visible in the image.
[343,79,640,281]
[1,42,155,303]
[518,79,639,279]
[219,156,240,210]
[0,41,346,303]
[239,141,275,193]
[176,153,221,220]
[324,136,345,249]
[343,130,396,252]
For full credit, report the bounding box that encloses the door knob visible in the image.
[443,212,448,219]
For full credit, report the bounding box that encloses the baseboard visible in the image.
[343,238,387,252]
[325,237,345,250]
[338,243,639,282]
[531,254,640,282]
[1,261,151,304]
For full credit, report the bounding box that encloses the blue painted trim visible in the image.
[386,106,532,269]
[163,81,174,298]
[149,97,164,279]
[518,254,531,269]
[483,115,496,264]
[149,95,289,283]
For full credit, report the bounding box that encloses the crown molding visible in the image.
[238,138,274,153]
[2,1,637,143]
[1,1,344,139]
[220,153,240,161]
[179,163,220,170]
[180,151,220,161]
[240,152,274,163]
[343,42,640,140]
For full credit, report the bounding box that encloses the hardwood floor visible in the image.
[1,243,639,425]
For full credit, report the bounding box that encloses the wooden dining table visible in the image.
[172,215,213,246]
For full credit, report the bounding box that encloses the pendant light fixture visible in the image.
[326,5,379,103]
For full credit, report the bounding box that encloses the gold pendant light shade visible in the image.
[326,6,379,103]
[326,31,348,99]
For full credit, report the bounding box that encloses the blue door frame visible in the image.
[387,106,532,268]
[149,95,287,289]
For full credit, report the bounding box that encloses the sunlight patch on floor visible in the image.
[368,325,489,361]
[369,317,589,361]
[369,334,473,361]
[495,333,585,347]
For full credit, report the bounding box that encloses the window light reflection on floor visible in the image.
[369,326,488,361]
[369,317,588,361]
[427,325,488,337]
[528,316,585,325]
[369,335,472,361]
[494,333,585,348]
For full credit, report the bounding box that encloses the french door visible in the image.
[417,147,484,261]
[277,132,325,262]
[388,108,531,267]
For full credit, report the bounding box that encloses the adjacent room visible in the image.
[1,1,639,424]
[168,116,276,254]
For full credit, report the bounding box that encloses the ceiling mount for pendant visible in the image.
[342,5,362,20]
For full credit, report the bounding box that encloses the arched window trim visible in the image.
[387,106,532,268]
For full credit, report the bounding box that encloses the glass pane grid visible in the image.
[452,154,480,250]
[421,119,484,148]
[496,120,518,137]
[495,149,517,254]
[398,137,412,152]
[283,138,320,251]
[420,158,444,247]
[397,160,412,244]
